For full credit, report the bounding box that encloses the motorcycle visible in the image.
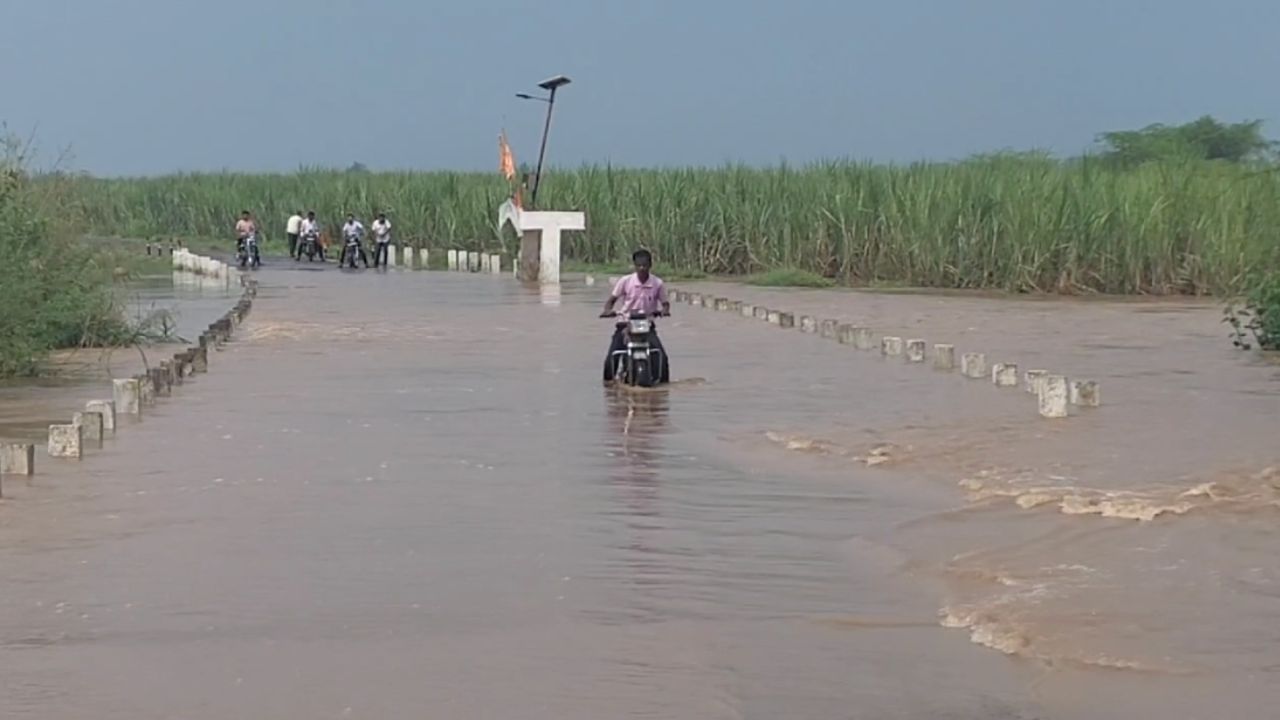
[237,233,261,269]
[606,311,668,388]
[342,235,367,269]
[299,231,319,261]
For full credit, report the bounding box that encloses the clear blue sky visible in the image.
[5,0,1279,177]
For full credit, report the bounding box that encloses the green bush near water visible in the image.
[0,143,140,376]
[64,154,1280,295]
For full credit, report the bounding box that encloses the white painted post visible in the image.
[1039,375,1070,418]
[0,443,35,477]
[767,310,782,325]
[933,344,956,371]
[467,251,479,272]
[992,363,1019,387]
[881,337,904,356]
[73,411,105,449]
[404,245,415,268]
[86,400,116,434]
[47,424,82,459]
[447,250,458,271]
[1070,380,1101,407]
[778,312,796,328]
[113,378,141,416]
[800,316,818,333]
[419,248,429,269]
[388,244,398,268]
[742,304,756,318]
[962,353,987,379]
[905,339,926,362]
[821,320,839,339]
[490,254,502,274]
[852,328,875,350]
[1024,369,1048,395]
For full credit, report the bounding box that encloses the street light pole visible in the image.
[521,75,570,209]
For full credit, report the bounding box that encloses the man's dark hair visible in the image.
[241,210,250,216]
[633,249,652,264]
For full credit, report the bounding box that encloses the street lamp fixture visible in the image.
[515,75,571,208]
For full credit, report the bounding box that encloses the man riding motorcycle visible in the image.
[340,213,369,268]
[298,210,324,261]
[234,210,261,267]
[600,248,672,384]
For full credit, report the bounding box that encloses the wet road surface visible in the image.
[1,264,1277,718]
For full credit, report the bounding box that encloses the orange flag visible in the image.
[499,131,516,180]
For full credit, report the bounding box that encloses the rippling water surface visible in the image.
[1,265,1277,719]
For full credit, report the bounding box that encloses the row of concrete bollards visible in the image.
[445,250,503,274]
[669,289,1101,420]
[0,251,257,497]
[376,245,430,269]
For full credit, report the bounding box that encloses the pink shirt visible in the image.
[611,272,668,317]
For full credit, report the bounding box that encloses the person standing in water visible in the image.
[286,209,303,259]
[371,212,392,268]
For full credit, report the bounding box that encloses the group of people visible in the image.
[235,210,394,268]
[283,210,394,268]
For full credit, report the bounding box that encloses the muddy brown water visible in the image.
[1,265,1278,719]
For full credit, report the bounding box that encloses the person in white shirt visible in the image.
[298,210,326,261]
[340,213,369,268]
[285,210,303,259]
[371,212,392,267]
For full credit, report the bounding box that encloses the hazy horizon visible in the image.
[5,0,1279,178]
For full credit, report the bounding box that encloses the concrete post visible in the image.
[490,254,502,274]
[74,411,105,449]
[447,250,458,271]
[837,324,855,344]
[138,374,156,407]
[933,344,956,371]
[192,346,208,373]
[962,353,987,379]
[691,294,705,307]
[86,400,116,433]
[905,339,926,362]
[715,298,730,312]
[388,244,398,268]
[778,312,796,328]
[800,316,818,333]
[754,307,769,321]
[469,251,481,272]
[767,310,782,325]
[149,367,171,397]
[820,320,839,339]
[881,337,904,356]
[1,443,35,477]
[742,304,756,318]
[48,423,82,459]
[1024,369,1048,395]
[1070,380,1101,407]
[113,378,141,416]
[419,248,429,269]
[992,363,1019,387]
[1039,375,1070,418]
[730,300,744,313]
[853,328,875,350]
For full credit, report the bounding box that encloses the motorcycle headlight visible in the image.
[628,319,651,334]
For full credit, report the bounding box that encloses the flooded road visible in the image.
[0,271,238,443]
[1,265,1277,718]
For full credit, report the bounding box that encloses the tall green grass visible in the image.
[1,144,137,376]
[64,155,1280,295]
